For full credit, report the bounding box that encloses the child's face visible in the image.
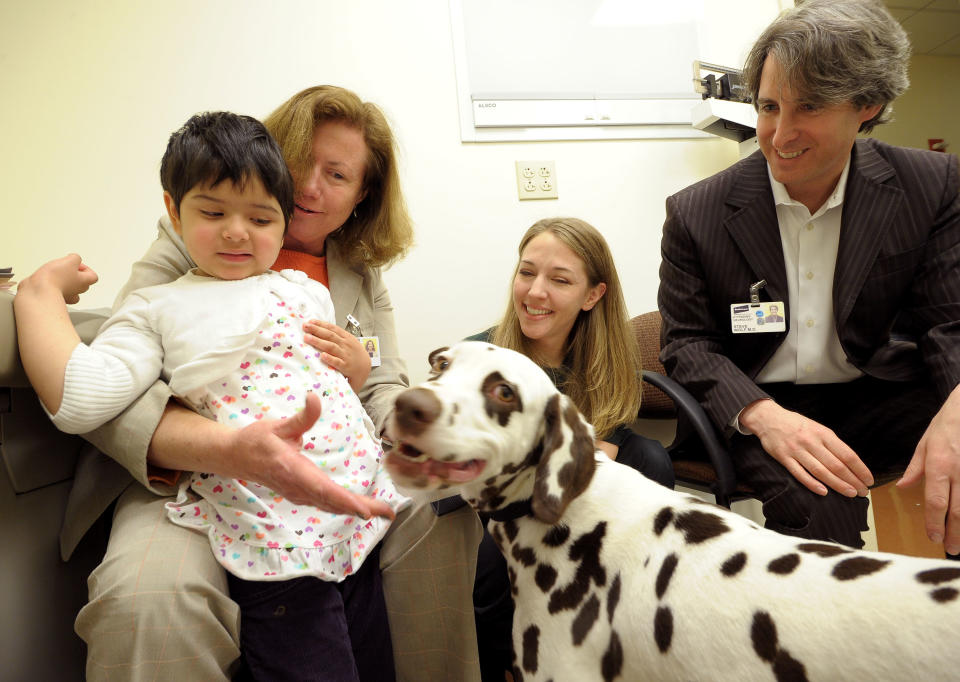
[165,176,285,280]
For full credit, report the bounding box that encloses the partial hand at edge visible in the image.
[898,384,960,555]
[303,319,371,392]
[739,398,874,498]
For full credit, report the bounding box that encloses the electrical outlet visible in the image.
[516,160,558,200]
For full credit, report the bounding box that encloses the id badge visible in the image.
[360,336,382,367]
[730,301,786,334]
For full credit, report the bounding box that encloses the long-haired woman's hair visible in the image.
[491,217,641,439]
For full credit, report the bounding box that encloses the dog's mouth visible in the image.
[383,438,486,483]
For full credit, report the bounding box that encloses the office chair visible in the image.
[631,310,754,508]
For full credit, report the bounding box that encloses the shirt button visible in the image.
[805,271,814,280]
[803,364,815,374]
[806,223,814,231]
[806,319,815,328]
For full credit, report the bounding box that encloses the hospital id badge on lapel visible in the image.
[730,302,787,334]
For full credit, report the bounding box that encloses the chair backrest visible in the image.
[630,311,674,417]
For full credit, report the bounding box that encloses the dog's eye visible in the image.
[434,359,450,371]
[492,383,515,402]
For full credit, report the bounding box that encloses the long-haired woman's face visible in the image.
[512,231,605,360]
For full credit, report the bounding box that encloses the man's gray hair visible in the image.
[743,0,911,132]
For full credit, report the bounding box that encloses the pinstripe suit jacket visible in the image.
[658,138,960,431]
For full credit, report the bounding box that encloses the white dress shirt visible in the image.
[756,158,863,385]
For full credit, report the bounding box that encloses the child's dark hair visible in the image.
[160,112,295,226]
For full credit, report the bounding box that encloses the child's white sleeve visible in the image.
[51,295,164,434]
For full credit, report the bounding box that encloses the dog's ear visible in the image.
[532,393,596,524]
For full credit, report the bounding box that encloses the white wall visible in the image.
[3,0,784,383]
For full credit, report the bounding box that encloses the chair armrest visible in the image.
[641,370,738,500]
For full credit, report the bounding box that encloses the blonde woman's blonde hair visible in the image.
[491,217,641,439]
[263,85,413,268]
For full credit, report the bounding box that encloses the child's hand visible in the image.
[302,319,372,391]
[20,254,98,304]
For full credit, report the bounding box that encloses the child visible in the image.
[14,111,407,681]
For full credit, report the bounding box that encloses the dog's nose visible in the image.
[394,388,442,436]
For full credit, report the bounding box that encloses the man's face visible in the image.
[755,57,881,213]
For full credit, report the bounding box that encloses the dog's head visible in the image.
[385,341,596,524]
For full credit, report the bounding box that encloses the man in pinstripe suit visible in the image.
[658,0,960,558]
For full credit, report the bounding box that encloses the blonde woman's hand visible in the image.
[220,393,395,519]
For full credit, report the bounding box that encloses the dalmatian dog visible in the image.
[384,342,960,682]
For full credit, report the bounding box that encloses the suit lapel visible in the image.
[326,241,362,328]
[723,152,789,305]
[834,140,902,328]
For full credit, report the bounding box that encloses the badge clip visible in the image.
[749,279,767,305]
[345,314,362,337]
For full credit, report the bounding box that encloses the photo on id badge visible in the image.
[730,301,786,334]
[362,336,381,366]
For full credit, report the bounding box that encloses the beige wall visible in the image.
[872,54,960,155]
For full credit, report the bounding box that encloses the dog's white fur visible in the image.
[386,342,960,682]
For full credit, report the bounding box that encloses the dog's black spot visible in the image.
[607,573,621,623]
[535,564,558,592]
[601,630,624,682]
[674,509,731,544]
[768,553,801,575]
[503,519,519,542]
[653,606,673,653]
[655,553,678,600]
[482,371,523,427]
[721,552,747,577]
[508,565,519,597]
[543,525,571,547]
[916,567,960,585]
[832,556,891,581]
[572,593,600,645]
[932,587,959,603]
[751,611,809,681]
[512,543,537,567]
[797,542,852,558]
[751,611,778,662]
[772,651,809,682]
[522,623,539,673]
[548,522,607,613]
[654,507,674,535]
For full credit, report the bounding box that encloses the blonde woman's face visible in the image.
[284,120,368,256]
[512,232,606,364]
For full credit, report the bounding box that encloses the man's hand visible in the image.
[740,398,874,497]
[303,320,371,392]
[170,394,395,520]
[898,385,960,555]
